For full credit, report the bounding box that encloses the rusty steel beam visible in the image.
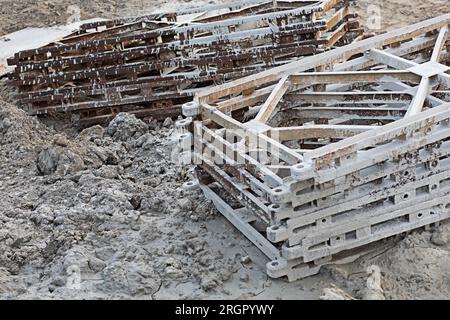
[7,0,362,125]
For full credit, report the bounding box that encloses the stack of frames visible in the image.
[6,0,362,126]
[176,14,450,281]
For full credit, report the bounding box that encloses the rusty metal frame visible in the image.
[0,19,106,77]
[7,0,362,125]
[180,14,450,281]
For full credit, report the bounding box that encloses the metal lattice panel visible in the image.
[177,13,450,281]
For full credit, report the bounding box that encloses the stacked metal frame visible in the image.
[6,0,362,126]
[176,14,450,281]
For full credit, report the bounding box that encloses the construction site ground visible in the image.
[1,0,450,300]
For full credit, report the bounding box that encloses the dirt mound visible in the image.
[371,229,450,300]
[0,103,234,299]
[323,226,450,300]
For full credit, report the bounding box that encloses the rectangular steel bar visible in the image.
[200,184,280,261]
[270,125,375,141]
[431,25,449,63]
[405,77,431,116]
[255,76,291,123]
[290,70,422,85]
[284,91,413,104]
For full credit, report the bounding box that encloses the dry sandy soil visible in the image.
[0,0,450,300]
[355,0,449,31]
